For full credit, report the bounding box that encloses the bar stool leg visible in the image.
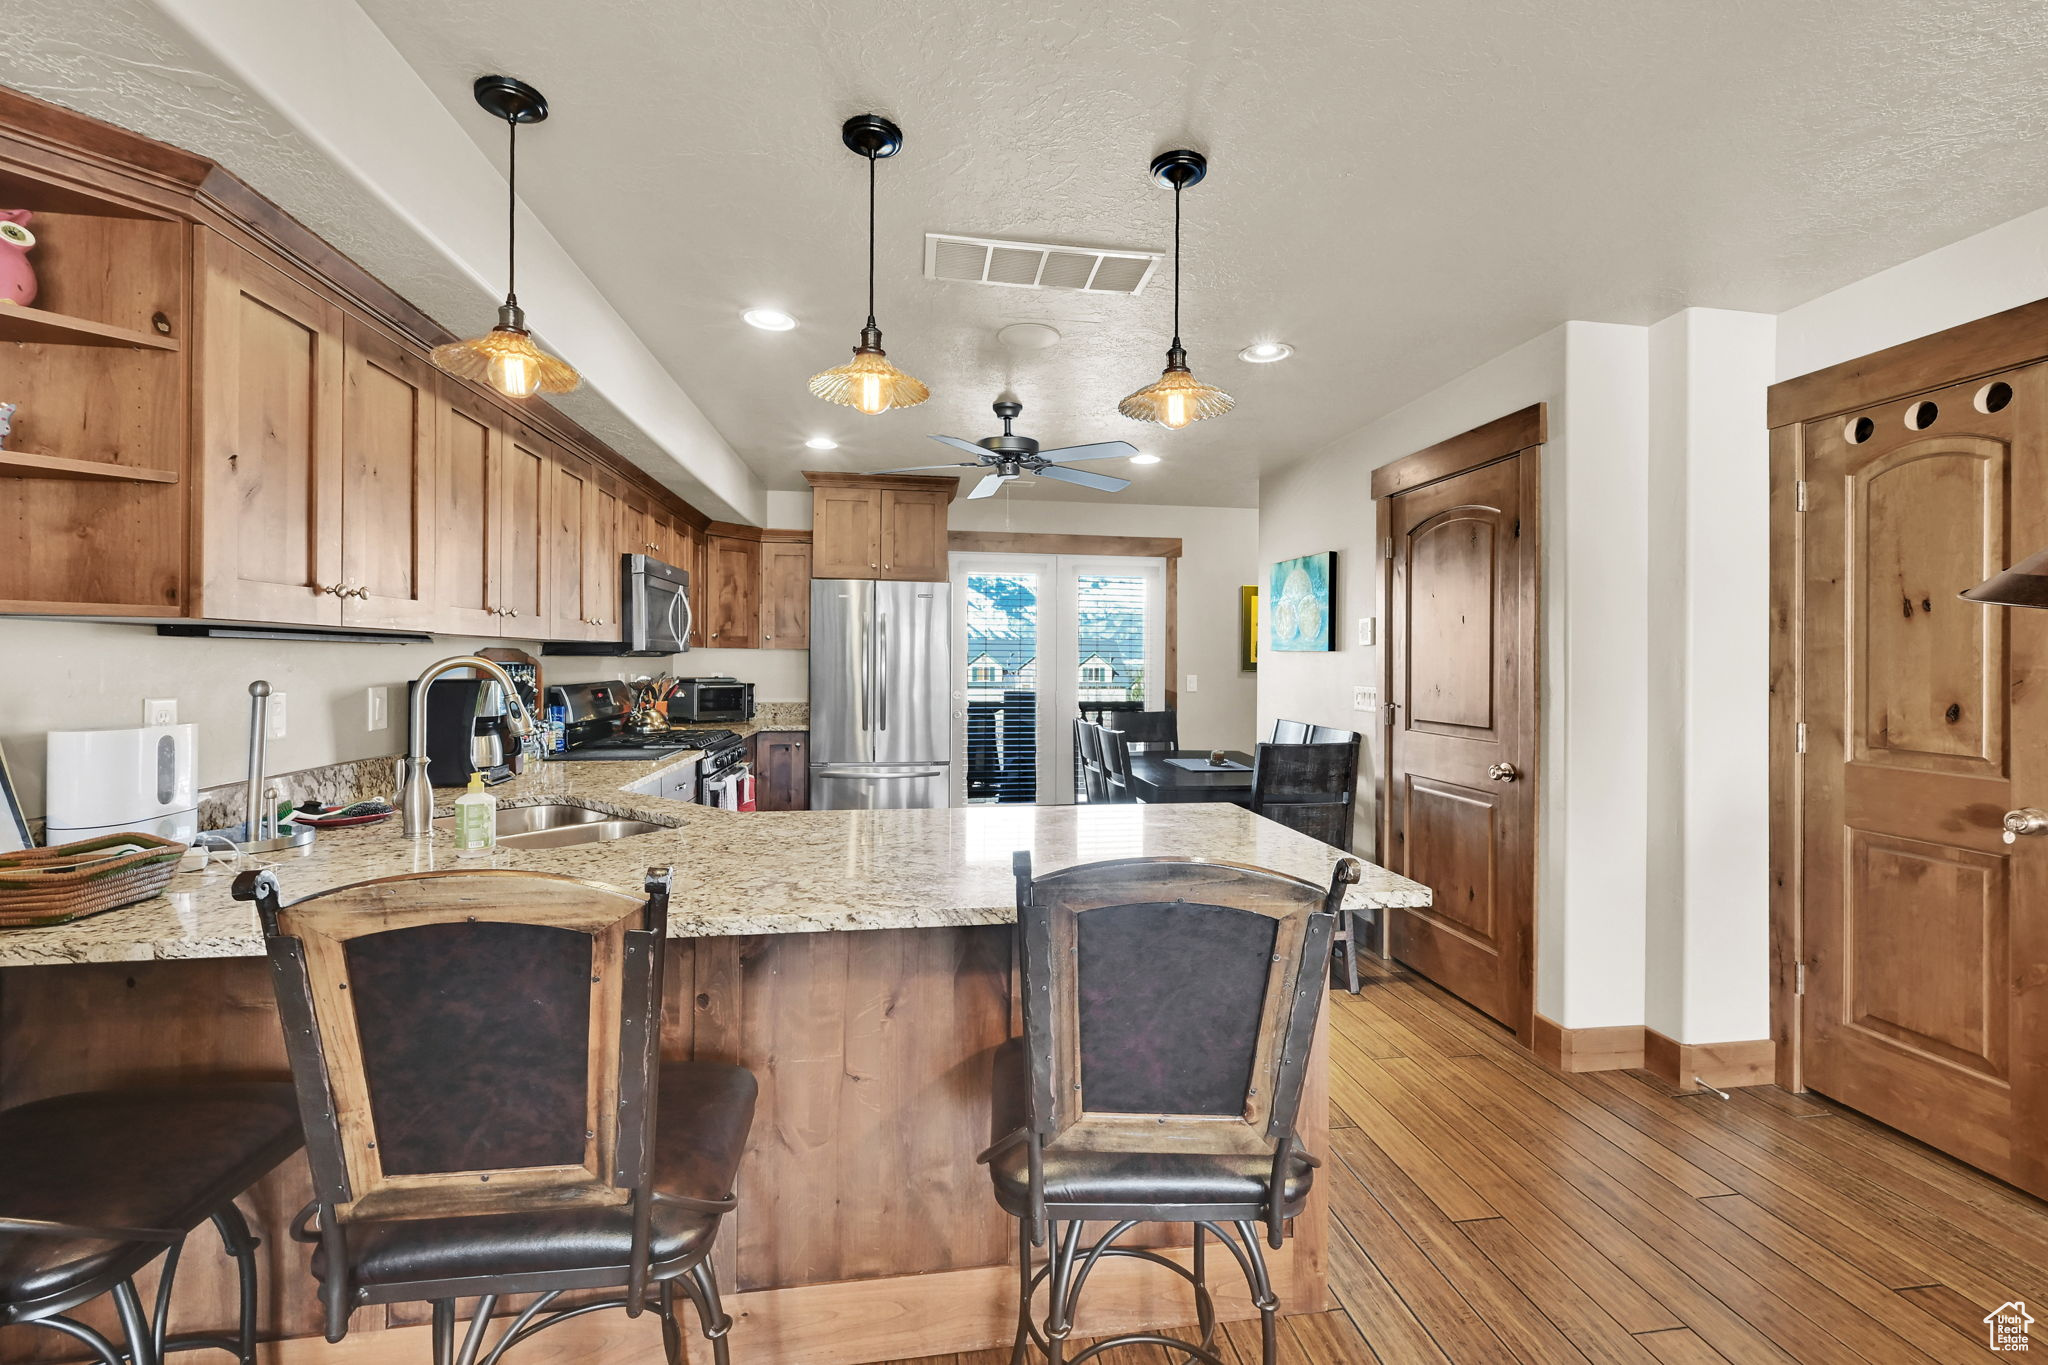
[112,1278,160,1365]
[681,1259,733,1365]
[1009,1218,1034,1365]
[212,1203,262,1365]
[431,1299,457,1365]
[30,1316,126,1365]
[657,1278,684,1365]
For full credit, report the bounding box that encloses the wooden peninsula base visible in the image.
[0,928,1329,1365]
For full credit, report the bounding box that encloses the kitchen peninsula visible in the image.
[0,758,1431,1365]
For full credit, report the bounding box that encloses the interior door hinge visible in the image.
[1380,536,1394,560]
[1794,962,1806,996]
[1795,480,1809,512]
[1795,721,1808,754]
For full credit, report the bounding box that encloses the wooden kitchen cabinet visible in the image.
[759,535,811,649]
[497,421,550,628]
[751,731,810,810]
[545,448,594,640]
[433,377,502,635]
[703,533,761,648]
[341,317,438,630]
[583,470,622,636]
[804,472,956,581]
[196,233,346,626]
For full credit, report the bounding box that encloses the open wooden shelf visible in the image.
[0,450,177,483]
[0,304,179,351]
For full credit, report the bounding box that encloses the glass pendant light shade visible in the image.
[1962,544,2048,609]
[812,115,928,414]
[433,303,579,398]
[1119,345,1234,428]
[808,329,929,414]
[430,76,580,399]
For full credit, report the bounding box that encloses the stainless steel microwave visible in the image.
[544,554,693,657]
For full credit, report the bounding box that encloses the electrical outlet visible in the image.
[1186,674,1199,693]
[268,692,288,739]
[143,698,177,726]
[1359,617,1378,647]
[1354,686,1377,713]
[366,686,389,732]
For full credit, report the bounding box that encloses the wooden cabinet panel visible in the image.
[880,488,949,581]
[760,538,811,649]
[617,492,651,563]
[583,473,621,635]
[196,235,344,625]
[751,731,810,811]
[545,449,592,640]
[433,378,501,635]
[341,318,437,629]
[646,509,674,566]
[812,485,882,578]
[704,533,760,648]
[498,424,548,629]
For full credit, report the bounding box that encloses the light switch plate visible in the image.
[366,686,389,732]
[1186,674,1199,693]
[1354,686,1377,713]
[143,698,177,726]
[268,692,288,739]
[1359,617,1377,647]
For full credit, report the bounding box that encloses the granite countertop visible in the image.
[0,754,1431,966]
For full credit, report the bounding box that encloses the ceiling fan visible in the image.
[877,400,1137,498]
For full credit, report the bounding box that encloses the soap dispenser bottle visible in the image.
[452,772,497,855]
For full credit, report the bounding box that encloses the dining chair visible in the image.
[1073,719,1109,803]
[1305,724,1358,746]
[1100,708,1179,751]
[1097,726,1138,803]
[984,852,1358,1365]
[1269,719,1310,744]
[1249,738,1366,991]
[235,865,757,1365]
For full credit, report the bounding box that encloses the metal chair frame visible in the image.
[1250,738,1367,993]
[986,853,1356,1365]
[236,866,738,1365]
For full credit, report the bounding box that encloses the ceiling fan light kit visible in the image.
[877,399,1137,498]
[809,114,930,415]
[1118,148,1233,429]
[430,75,581,398]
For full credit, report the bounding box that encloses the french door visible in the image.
[949,553,1166,805]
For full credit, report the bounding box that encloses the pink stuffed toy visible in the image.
[0,210,37,307]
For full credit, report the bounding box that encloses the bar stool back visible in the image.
[236,865,756,1365]
[983,853,1357,1365]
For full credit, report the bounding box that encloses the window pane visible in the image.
[965,573,1039,804]
[1076,575,1150,706]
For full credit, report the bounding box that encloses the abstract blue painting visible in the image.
[1269,551,1334,652]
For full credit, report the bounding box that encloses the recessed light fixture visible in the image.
[1239,340,1293,363]
[1130,453,1161,465]
[804,436,839,450]
[743,308,798,332]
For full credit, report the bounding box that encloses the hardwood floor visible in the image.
[881,955,2048,1363]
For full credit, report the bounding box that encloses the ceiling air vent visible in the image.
[923,233,1163,295]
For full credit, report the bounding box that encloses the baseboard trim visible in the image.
[1532,1014,1644,1072]
[1531,1016,1772,1090]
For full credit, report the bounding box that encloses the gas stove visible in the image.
[547,729,742,762]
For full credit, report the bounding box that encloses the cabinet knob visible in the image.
[507,609,519,619]
[322,583,345,597]
[351,585,369,600]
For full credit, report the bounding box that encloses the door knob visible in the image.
[2003,808,2048,843]
[1488,762,1519,782]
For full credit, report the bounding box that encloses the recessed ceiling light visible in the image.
[743,308,798,331]
[1238,340,1293,363]
[804,436,839,450]
[1130,453,1161,465]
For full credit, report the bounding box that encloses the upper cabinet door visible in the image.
[645,509,674,566]
[545,448,592,640]
[812,485,883,577]
[341,318,438,630]
[497,422,548,630]
[583,473,622,636]
[880,488,949,580]
[196,233,345,625]
[435,377,503,635]
[760,538,812,649]
[704,534,761,648]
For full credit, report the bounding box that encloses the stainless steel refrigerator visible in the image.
[809,579,952,809]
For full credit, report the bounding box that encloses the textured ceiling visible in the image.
[13,1,2048,511]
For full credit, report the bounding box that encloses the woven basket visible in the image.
[0,832,187,928]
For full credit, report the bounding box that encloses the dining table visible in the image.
[1123,747,1257,804]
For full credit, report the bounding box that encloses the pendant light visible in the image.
[809,115,929,415]
[1118,149,1232,430]
[430,76,579,398]
[1962,546,2048,608]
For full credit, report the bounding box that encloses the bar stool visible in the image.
[235,865,756,1365]
[0,1082,302,1365]
[982,852,1357,1365]
[1248,737,1365,990]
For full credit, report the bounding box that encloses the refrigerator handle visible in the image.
[877,611,889,732]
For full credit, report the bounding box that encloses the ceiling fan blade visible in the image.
[1036,464,1131,493]
[1031,440,1140,464]
[968,473,1011,499]
[873,462,982,473]
[929,434,992,457]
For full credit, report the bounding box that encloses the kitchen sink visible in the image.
[434,802,673,850]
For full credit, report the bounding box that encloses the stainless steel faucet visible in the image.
[400,656,538,838]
